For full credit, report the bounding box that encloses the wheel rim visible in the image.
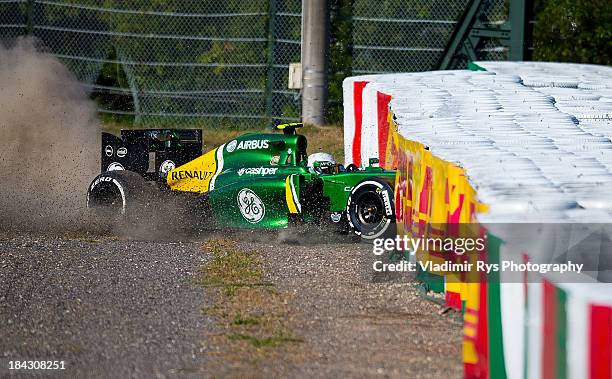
[351,189,389,236]
[356,192,384,226]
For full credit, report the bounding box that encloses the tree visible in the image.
[533,0,611,65]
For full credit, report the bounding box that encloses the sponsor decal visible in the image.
[88,176,126,213]
[226,140,238,152]
[237,167,279,176]
[330,212,342,223]
[116,147,127,158]
[344,186,353,192]
[104,145,114,157]
[237,188,265,223]
[237,139,269,150]
[381,189,393,216]
[107,162,124,171]
[90,176,112,191]
[160,160,176,174]
[170,170,213,181]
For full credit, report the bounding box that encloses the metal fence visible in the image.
[0,0,302,126]
[1,0,519,125]
[352,0,510,74]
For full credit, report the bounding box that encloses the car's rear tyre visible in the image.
[87,170,151,221]
[347,178,396,241]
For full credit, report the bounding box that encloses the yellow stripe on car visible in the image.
[285,174,301,214]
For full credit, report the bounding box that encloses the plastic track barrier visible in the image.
[344,62,612,379]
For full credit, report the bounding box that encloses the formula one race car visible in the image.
[87,123,396,240]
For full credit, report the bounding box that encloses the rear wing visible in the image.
[275,122,303,135]
[101,129,202,180]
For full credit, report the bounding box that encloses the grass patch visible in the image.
[62,231,101,244]
[199,238,307,372]
[200,239,269,296]
[227,333,303,348]
[232,315,260,326]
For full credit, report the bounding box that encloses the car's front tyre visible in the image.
[346,178,396,241]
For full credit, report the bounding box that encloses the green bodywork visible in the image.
[193,128,396,230]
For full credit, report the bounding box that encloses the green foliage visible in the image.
[326,0,468,124]
[5,0,609,127]
[533,0,612,65]
[327,0,353,124]
[18,1,302,126]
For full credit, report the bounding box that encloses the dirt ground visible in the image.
[0,232,463,378]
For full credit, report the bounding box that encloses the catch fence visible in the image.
[0,0,302,126]
[1,0,519,125]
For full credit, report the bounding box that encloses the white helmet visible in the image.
[307,152,335,167]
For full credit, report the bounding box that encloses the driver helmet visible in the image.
[308,152,336,174]
[307,152,335,167]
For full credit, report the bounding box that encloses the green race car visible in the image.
[87,123,397,240]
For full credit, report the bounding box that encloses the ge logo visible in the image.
[237,188,265,224]
[226,140,238,153]
[160,160,176,174]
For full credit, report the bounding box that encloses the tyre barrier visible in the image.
[344,62,612,379]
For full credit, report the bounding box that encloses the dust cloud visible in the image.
[0,38,99,232]
[0,38,355,241]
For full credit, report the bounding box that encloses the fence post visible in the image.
[264,0,277,125]
[301,0,329,126]
[26,0,35,35]
[509,0,527,61]
[116,50,143,125]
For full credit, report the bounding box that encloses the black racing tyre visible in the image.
[346,178,396,241]
[86,170,151,220]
